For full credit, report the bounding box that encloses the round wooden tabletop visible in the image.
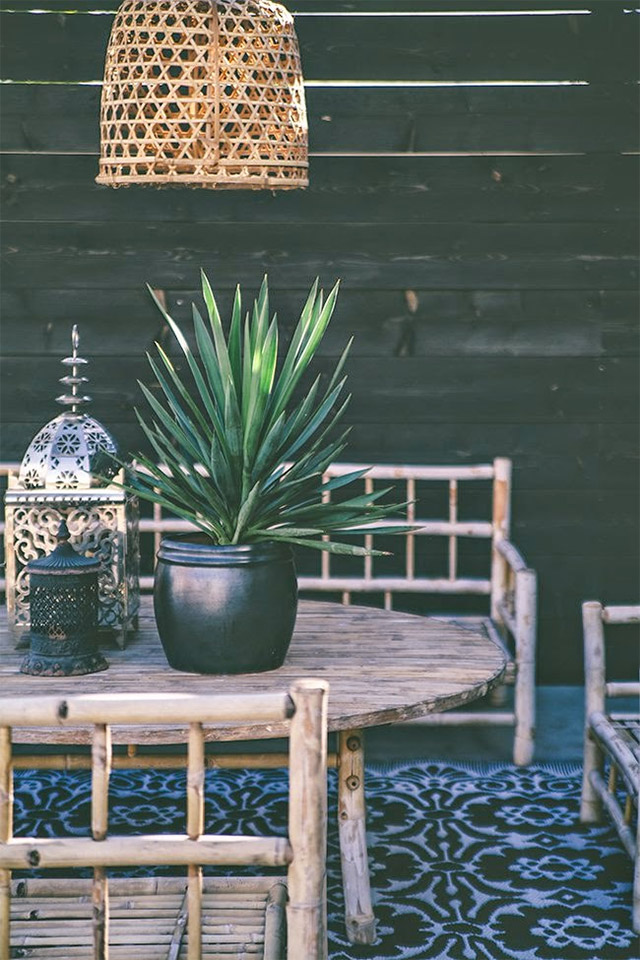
[0,598,506,744]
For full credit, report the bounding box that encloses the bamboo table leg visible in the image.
[337,729,376,944]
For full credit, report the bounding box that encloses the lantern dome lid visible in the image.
[26,521,102,574]
[19,413,119,491]
[18,326,119,491]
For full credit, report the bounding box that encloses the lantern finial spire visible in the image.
[56,324,91,414]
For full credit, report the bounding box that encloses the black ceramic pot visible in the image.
[154,535,298,674]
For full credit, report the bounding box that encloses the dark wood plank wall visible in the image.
[0,0,638,682]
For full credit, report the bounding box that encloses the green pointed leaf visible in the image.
[259,533,389,557]
[147,284,219,429]
[228,285,243,394]
[192,302,225,411]
[201,269,238,408]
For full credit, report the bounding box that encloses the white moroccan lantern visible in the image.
[4,327,140,647]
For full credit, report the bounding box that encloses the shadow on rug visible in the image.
[12,762,639,960]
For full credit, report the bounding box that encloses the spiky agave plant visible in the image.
[129,273,406,556]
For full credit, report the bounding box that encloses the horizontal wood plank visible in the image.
[0,1,627,11]
[2,422,637,492]
[1,221,637,290]
[1,356,637,426]
[1,286,637,359]
[2,155,638,224]
[1,83,637,155]
[1,8,637,82]
[0,1,624,11]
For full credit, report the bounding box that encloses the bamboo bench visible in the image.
[0,681,329,960]
[580,601,640,933]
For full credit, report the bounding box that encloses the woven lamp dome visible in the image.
[96,0,308,190]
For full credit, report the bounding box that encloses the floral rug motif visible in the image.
[12,762,639,960]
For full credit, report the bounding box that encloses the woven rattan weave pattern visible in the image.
[97,0,308,189]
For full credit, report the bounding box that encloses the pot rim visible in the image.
[156,534,294,567]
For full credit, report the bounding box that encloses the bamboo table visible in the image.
[0,598,506,945]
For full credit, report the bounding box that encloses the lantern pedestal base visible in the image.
[20,634,109,677]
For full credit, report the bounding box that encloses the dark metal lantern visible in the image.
[21,521,108,676]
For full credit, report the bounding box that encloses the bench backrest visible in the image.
[583,601,640,716]
[0,457,513,613]
[296,458,512,613]
[0,681,329,960]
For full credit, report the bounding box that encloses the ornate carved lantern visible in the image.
[21,521,108,677]
[4,327,140,647]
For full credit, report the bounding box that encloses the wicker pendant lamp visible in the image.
[96,0,308,190]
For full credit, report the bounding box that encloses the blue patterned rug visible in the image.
[12,762,639,960]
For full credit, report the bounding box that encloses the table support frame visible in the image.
[337,729,376,944]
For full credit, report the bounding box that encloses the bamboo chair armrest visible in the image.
[496,539,532,575]
[587,710,640,800]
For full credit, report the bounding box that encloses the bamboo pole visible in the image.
[324,463,495,481]
[496,538,529,574]
[448,479,458,582]
[286,680,328,960]
[0,726,12,960]
[634,814,640,933]
[93,868,109,960]
[187,724,205,840]
[167,889,188,960]
[92,724,111,842]
[11,877,279,898]
[337,730,375,945]
[589,712,639,799]
[405,477,415,581]
[0,693,292,728]
[187,722,204,960]
[602,605,640,625]
[580,602,606,822]
[262,882,287,960]
[495,600,518,638]
[299,576,491,594]
[512,567,537,766]
[588,771,636,859]
[409,711,515,727]
[490,457,512,624]
[606,682,640,698]
[364,478,373,581]
[93,723,112,960]
[0,836,292,870]
[12,752,339,771]
[0,729,11,849]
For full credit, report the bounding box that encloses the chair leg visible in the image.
[487,682,508,708]
[580,732,603,823]
[0,868,9,960]
[513,668,535,766]
[634,815,640,934]
[513,569,536,766]
[337,730,376,945]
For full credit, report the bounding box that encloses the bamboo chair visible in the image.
[580,601,640,933]
[0,681,329,960]
[297,457,537,766]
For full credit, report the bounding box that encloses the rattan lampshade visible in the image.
[96,0,308,190]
